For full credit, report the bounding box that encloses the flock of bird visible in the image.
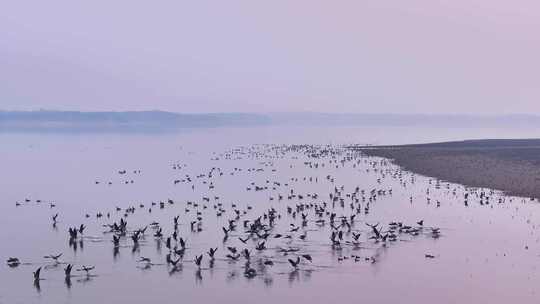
[9,143,511,292]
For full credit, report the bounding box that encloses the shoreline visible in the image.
[354,139,540,199]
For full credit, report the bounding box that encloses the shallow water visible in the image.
[2,126,540,304]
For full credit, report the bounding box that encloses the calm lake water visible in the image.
[2,126,540,304]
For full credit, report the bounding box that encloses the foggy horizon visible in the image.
[4,108,540,117]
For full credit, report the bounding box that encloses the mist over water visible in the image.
[2,126,540,304]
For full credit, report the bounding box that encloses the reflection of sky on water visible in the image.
[2,127,540,303]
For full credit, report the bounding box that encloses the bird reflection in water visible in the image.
[168,264,182,276]
[226,270,238,283]
[69,238,77,252]
[34,279,41,293]
[113,246,120,260]
[288,270,300,284]
[131,243,140,254]
[155,239,162,254]
[195,269,203,284]
[65,276,72,289]
[76,275,94,284]
[302,269,313,282]
[263,276,274,287]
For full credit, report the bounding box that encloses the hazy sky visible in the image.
[1,1,539,114]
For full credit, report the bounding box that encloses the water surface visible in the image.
[2,126,540,304]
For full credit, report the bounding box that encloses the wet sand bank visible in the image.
[355,139,540,199]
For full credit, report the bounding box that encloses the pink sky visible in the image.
[1,0,539,114]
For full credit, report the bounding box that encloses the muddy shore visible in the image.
[354,139,540,199]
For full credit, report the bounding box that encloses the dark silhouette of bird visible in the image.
[255,241,266,251]
[207,247,218,260]
[33,267,42,281]
[227,246,237,254]
[44,253,63,262]
[179,238,186,249]
[138,257,151,263]
[302,254,312,263]
[288,257,300,269]
[226,254,240,261]
[7,257,20,267]
[112,235,120,247]
[78,224,86,234]
[77,265,95,275]
[244,267,256,278]
[194,255,203,268]
[242,249,251,260]
[170,257,181,268]
[64,264,73,277]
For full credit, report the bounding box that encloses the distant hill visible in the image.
[0,111,271,133]
[2,110,540,133]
